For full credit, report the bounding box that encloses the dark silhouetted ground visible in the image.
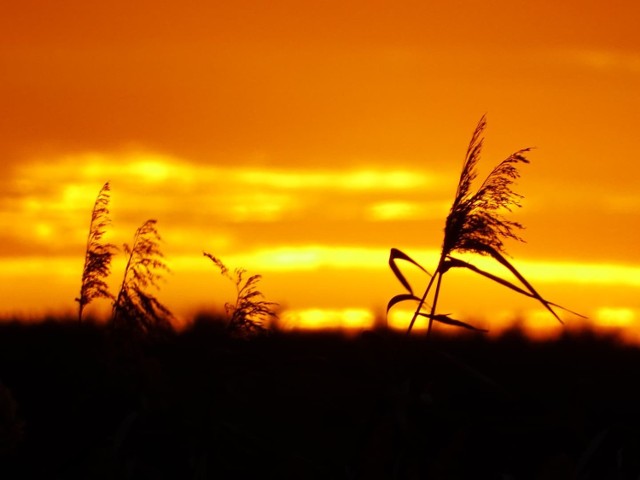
[0,317,638,479]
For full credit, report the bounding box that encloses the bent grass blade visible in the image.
[389,248,432,295]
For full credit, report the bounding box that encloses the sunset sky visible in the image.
[2,1,639,338]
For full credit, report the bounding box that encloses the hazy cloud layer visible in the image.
[0,151,452,258]
[3,150,638,264]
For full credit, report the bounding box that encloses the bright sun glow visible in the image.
[282,308,374,330]
[595,308,636,328]
[387,308,428,331]
[367,200,450,221]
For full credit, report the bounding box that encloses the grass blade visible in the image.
[389,248,431,295]
[386,294,423,314]
[473,244,565,324]
[444,256,587,318]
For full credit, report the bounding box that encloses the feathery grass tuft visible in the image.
[204,253,278,336]
[443,115,528,257]
[112,219,174,337]
[388,116,585,337]
[76,182,117,322]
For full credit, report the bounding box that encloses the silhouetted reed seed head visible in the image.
[443,116,529,258]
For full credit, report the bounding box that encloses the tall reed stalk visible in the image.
[204,253,277,336]
[112,219,173,336]
[388,117,584,337]
[76,182,116,322]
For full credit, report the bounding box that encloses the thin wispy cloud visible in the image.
[367,201,451,221]
[557,48,640,74]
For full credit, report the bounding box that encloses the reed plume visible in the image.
[388,116,584,337]
[204,253,277,336]
[112,219,173,337]
[76,182,117,322]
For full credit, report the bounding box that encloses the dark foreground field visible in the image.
[0,318,638,479]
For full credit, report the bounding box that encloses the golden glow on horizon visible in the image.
[2,249,640,299]
[517,309,566,341]
[387,309,427,331]
[595,308,636,328]
[281,308,374,330]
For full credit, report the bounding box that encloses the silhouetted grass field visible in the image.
[0,317,638,479]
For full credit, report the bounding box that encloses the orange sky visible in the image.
[1,1,639,338]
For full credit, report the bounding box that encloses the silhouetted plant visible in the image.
[76,182,117,322]
[388,116,584,337]
[112,219,173,337]
[204,253,277,336]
